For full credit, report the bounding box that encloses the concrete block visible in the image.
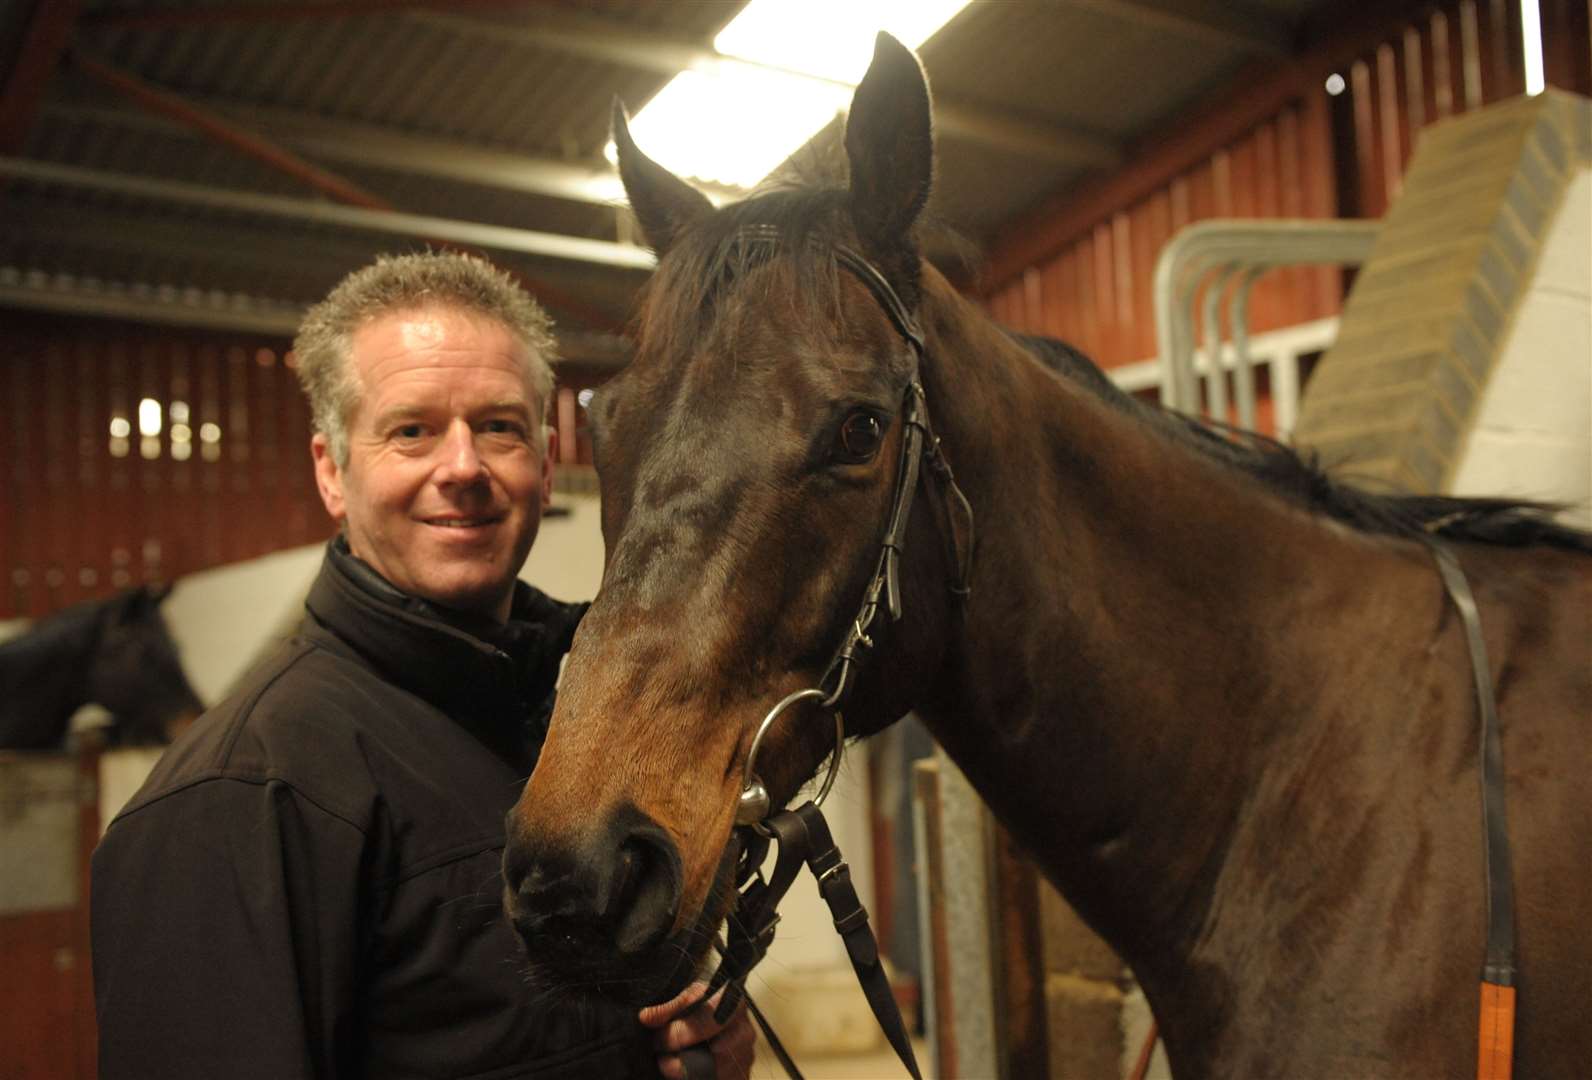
[1413,398,1461,460]
[1039,883,1124,982]
[1505,170,1550,235]
[1463,279,1505,346]
[1405,434,1447,493]
[1446,317,1493,387]
[1044,973,1124,1080]
[1295,388,1422,437]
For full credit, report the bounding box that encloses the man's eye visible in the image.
[835,410,886,464]
[395,424,426,440]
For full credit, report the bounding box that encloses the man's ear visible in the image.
[311,433,347,523]
[540,427,558,511]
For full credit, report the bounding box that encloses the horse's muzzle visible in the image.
[501,802,685,997]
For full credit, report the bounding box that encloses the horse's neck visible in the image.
[915,283,1414,968]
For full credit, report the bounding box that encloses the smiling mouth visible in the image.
[424,516,503,528]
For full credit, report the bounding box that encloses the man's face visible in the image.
[312,304,555,621]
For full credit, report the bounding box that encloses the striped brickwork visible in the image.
[1293,91,1592,492]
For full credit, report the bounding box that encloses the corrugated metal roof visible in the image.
[2,0,1339,338]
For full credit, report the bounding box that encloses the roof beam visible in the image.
[42,99,743,207]
[2,200,388,283]
[0,0,81,152]
[78,0,566,30]
[70,52,394,209]
[57,58,632,330]
[414,10,1123,169]
[1067,0,1292,57]
[0,273,306,336]
[0,156,657,272]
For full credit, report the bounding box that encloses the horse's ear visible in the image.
[845,33,933,264]
[612,99,714,257]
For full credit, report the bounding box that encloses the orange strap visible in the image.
[1128,1019,1159,1080]
[1477,981,1515,1080]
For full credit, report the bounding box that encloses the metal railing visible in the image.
[1152,219,1380,428]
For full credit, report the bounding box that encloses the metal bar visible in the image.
[0,157,657,271]
[70,53,394,210]
[1228,267,1267,430]
[1272,348,1301,441]
[1151,219,1379,413]
[1200,266,1235,420]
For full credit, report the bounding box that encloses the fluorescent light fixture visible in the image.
[1520,0,1545,95]
[611,0,970,190]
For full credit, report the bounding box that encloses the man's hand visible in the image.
[638,980,756,1080]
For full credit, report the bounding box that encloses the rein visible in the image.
[700,231,974,1080]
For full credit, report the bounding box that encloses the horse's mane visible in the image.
[635,183,1592,555]
[1012,331,1592,554]
[634,188,854,363]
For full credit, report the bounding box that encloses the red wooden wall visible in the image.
[1,314,325,619]
[981,0,1586,373]
[0,311,613,620]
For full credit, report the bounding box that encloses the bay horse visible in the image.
[503,34,1592,1078]
[0,584,202,749]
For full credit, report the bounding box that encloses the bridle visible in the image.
[734,241,974,830]
[698,229,974,1080]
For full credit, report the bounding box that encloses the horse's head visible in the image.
[91,583,204,744]
[503,35,965,1003]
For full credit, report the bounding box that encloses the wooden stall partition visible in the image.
[0,741,101,1079]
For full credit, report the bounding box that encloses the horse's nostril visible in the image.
[612,831,680,955]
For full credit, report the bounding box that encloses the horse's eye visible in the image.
[836,410,885,463]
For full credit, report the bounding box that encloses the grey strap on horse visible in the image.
[1425,537,1518,1080]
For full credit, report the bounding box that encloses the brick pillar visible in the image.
[1293,91,1592,492]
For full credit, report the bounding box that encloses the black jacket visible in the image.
[91,540,657,1078]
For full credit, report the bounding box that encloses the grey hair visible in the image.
[292,251,557,466]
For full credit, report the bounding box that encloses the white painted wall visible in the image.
[1449,166,1592,523]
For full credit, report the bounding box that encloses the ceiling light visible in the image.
[138,397,162,437]
[611,0,970,191]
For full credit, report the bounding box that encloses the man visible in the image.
[91,252,753,1079]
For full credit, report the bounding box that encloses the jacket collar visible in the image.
[304,537,587,769]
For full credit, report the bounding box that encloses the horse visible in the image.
[502,34,1592,1078]
[0,583,203,750]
